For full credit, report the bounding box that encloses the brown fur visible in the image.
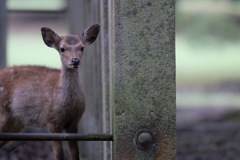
[64,35,80,45]
[0,24,100,160]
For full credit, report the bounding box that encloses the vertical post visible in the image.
[100,0,112,160]
[0,0,6,68]
[113,0,175,159]
[68,0,107,159]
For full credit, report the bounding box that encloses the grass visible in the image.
[176,36,240,87]
[176,0,240,87]
[7,0,66,11]
[7,31,61,68]
[176,1,240,108]
[176,35,240,108]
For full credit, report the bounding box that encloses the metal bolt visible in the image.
[135,129,153,150]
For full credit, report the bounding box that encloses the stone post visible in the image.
[113,0,175,159]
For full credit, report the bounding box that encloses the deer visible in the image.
[0,24,100,160]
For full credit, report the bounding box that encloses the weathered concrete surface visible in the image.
[113,0,175,159]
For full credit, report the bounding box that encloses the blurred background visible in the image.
[3,0,240,159]
[0,0,112,160]
[177,0,240,159]
[7,0,67,67]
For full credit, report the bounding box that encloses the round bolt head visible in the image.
[135,129,154,150]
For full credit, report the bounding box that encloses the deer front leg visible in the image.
[0,114,23,148]
[65,125,80,160]
[51,141,64,160]
[48,124,64,160]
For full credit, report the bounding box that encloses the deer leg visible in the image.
[0,113,13,133]
[0,114,23,148]
[65,125,80,160]
[51,141,64,160]
[0,117,9,147]
[48,124,64,160]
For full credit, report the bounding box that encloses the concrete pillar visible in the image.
[113,0,175,159]
[0,0,6,68]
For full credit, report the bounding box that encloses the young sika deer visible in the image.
[0,24,100,160]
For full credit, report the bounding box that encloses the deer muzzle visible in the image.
[71,58,80,68]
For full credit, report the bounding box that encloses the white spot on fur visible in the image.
[0,86,4,93]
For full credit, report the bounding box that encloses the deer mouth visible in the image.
[70,58,80,68]
[73,65,79,68]
[68,63,79,68]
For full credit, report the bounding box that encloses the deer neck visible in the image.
[60,66,82,105]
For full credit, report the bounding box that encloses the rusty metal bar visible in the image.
[0,133,113,141]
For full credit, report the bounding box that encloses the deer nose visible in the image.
[72,58,80,66]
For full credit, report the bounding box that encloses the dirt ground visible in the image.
[0,141,53,160]
[177,108,240,160]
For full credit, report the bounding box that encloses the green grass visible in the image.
[7,0,66,11]
[7,31,64,68]
[176,36,240,87]
[177,91,240,108]
[176,1,240,108]
[177,36,240,108]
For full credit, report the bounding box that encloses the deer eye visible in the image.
[60,47,65,52]
[80,47,84,52]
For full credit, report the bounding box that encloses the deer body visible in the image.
[0,66,84,128]
[0,24,100,160]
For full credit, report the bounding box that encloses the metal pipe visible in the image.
[0,133,113,141]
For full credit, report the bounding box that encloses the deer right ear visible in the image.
[82,24,100,45]
[41,27,60,49]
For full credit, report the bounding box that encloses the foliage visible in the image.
[177,13,240,45]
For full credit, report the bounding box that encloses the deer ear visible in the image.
[41,27,60,49]
[82,24,100,45]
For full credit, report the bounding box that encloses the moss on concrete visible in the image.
[113,0,175,159]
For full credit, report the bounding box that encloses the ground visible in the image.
[177,112,240,160]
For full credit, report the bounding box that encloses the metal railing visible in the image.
[0,133,113,141]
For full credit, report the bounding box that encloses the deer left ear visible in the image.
[81,24,100,45]
[41,27,60,49]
